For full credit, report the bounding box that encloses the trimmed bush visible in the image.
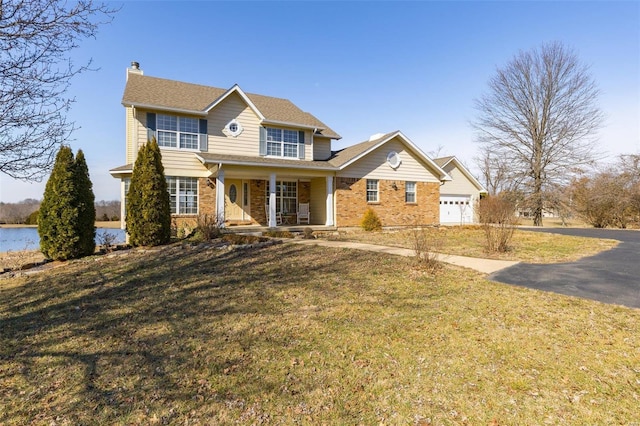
[125,138,172,246]
[38,146,96,260]
[361,208,382,231]
[74,150,96,257]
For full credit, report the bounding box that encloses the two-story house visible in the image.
[110,62,451,229]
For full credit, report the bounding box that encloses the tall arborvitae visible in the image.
[74,149,96,256]
[126,138,171,246]
[38,146,79,260]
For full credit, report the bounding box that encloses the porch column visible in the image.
[216,170,225,227]
[325,176,334,226]
[268,173,277,227]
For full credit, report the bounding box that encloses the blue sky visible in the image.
[1,0,638,203]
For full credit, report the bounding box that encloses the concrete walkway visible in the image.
[290,239,519,274]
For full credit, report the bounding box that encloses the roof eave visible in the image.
[195,154,337,171]
[123,102,207,116]
[261,119,323,132]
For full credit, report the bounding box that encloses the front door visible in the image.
[225,179,243,221]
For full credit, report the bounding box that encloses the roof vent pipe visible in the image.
[131,61,140,70]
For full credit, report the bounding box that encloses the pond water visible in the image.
[0,227,126,253]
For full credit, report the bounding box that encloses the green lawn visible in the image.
[1,239,638,425]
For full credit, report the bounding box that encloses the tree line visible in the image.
[0,199,121,224]
[479,154,640,229]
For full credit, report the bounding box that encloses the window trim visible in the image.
[266,180,298,214]
[405,181,417,203]
[366,179,379,203]
[265,127,300,159]
[167,176,198,215]
[157,114,200,151]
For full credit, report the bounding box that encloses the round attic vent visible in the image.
[387,151,402,169]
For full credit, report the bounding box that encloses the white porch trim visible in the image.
[325,176,334,227]
[268,173,277,227]
[216,169,225,227]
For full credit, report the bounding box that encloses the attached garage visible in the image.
[434,156,487,225]
[440,194,474,224]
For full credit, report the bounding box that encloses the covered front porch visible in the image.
[198,158,336,228]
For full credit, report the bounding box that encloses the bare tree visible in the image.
[0,0,117,181]
[474,149,523,196]
[474,42,603,226]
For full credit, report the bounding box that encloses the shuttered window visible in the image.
[155,114,206,151]
[263,127,305,159]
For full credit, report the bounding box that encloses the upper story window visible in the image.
[224,118,243,137]
[266,128,300,158]
[259,126,306,159]
[157,114,200,150]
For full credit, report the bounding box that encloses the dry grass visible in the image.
[329,226,619,263]
[1,242,639,425]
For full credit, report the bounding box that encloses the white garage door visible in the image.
[440,195,474,224]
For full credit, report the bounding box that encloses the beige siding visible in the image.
[310,177,327,225]
[339,138,440,183]
[207,92,262,156]
[125,106,144,164]
[161,150,210,178]
[313,137,332,160]
[125,108,152,164]
[304,130,313,160]
[440,164,481,196]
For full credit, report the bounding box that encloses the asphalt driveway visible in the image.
[490,227,640,309]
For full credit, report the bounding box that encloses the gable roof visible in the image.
[122,73,341,139]
[330,131,451,180]
[435,156,487,193]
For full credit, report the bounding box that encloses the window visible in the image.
[167,176,198,214]
[266,128,299,158]
[366,179,379,202]
[405,181,416,203]
[266,180,298,213]
[225,119,243,137]
[123,178,131,215]
[157,114,199,150]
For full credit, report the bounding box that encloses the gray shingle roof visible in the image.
[122,74,341,139]
[328,131,398,168]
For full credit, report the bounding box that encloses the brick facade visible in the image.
[192,178,313,227]
[335,177,439,227]
[180,177,437,229]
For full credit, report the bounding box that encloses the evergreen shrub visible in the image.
[125,138,171,246]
